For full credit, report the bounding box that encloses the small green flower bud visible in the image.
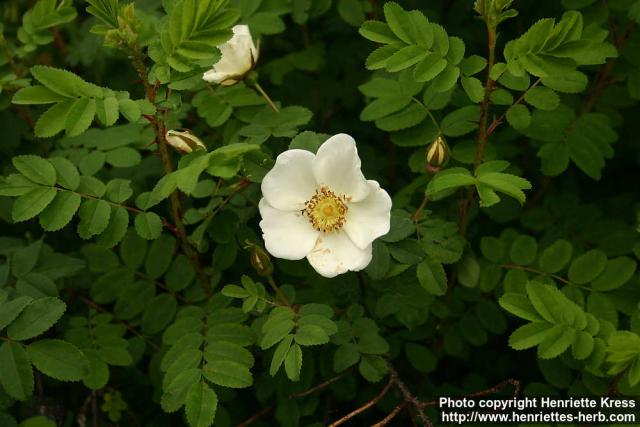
[425,134,450,168]
[165,129,207,153]
[247,242,273,277]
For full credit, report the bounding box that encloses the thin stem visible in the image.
[129,46,211,297]
[267,275,290,306]
[486,78,541,137]
[237,406,273,427]
[372,402,408,427]
[411,97,441,133]
[458,22,497,236]
[289,370,350,399]
[499,264,570,284]
[472,25,497,172]
[387,362,432,426]
[328,380,393,427]
[254,82,279,112]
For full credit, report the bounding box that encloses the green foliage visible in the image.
[12,66,151,137]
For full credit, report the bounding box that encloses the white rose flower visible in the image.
[202,25,258,86]
[259,134,392,278]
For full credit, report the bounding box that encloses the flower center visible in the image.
[303,186,349,233]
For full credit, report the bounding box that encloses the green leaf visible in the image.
[338,0,365,26]
[203,360,252,388]
[568,250,607,285]
[12,86,69,104]
[261,319,295,350]
[142,294,177,335]
[591,257,636,291]
[77,199,111,239]
[118,98,141,122]
[499,293,542,322]
[134,212,163,240]
[506,104,531,130]
[414,54,447,82]
[539,240,573,273]
[34,100,75,138]
[30,66,101,98]
[105,147,141,168]
[538,325,576,359]
[541,71,588,93]
[185,381,217,427]
[38,192,81,231]
[524,86,560,111]
[48,157,80,190]
[375,104,427,131]
[12,187,57,222]
[65,97,96,136]
[417,257,447,295]
[7,297,66,341]
[204,342,254,368]
[105,179,133,203]
[386,46,427,72]
[359,21,399,44]
[461,76,484,102]
[161,368,201,413]
[12,156,56,186]
[0,341,33,400]
[334,343,360,372]
[27,339,89,381]
[284,343,303,381]
[426,168,475,196]
[509,235,538,265]
[572,331,594,360]
[269,335,293,376]
[383,2,414,44]
[96,207,129,248]
[509,321,555,350]
[441,106,481,136]
[476,172,531,205]
[0,296,32,331]
[295,325,330,346]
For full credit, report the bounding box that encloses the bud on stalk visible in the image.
[248,243,273,277]
[425,134,450,170]
[165,129,207,153]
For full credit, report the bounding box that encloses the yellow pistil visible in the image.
[302,186,349,233]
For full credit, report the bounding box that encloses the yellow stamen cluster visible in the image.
[302,186,349,233]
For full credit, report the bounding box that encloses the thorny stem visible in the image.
[372,402,408,427]
[472,26,497,172]
[128,46,212,297]
[387,362,432,426]
[253,82,279,112]
[458,23,497,236]
[267,275,290,306]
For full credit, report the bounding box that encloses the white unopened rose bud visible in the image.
[202,25,258,86]
[165,130,206,153]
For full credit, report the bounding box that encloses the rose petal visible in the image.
[259,198,319,260]
[307,232,372,278]
[312,134,370,202]
[202,25,257,84]
[343,180,392,250]
[261,149,318,211]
